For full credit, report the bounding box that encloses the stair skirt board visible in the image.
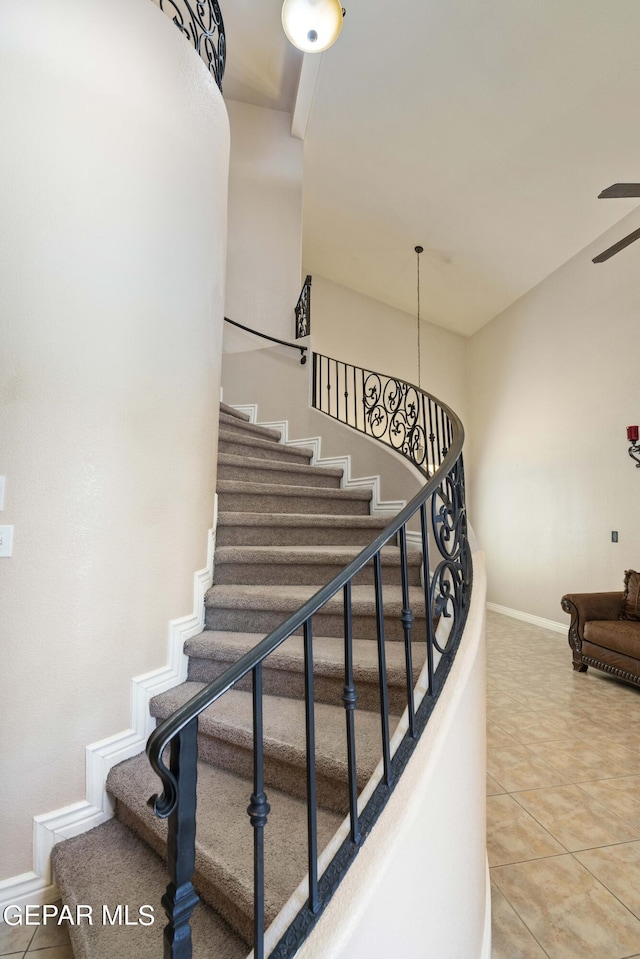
[11,410,413,924]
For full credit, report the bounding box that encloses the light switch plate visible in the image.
[0,525,14,557]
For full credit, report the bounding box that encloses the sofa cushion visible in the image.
[584,619,640,657]
[621,569,640,621]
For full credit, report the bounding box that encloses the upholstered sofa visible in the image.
[561,571,640,688]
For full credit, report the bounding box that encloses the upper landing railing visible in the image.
[146,337,473,959]
[155,0,226,91]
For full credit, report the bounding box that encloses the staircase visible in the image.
[52,402,428,958]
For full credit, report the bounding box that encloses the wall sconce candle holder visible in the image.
[627,425,640,467]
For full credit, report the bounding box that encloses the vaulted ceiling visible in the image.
[224,0,640,336]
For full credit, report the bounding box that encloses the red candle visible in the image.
[628,425,639,443]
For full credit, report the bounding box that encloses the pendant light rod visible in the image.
[415,245,423,389]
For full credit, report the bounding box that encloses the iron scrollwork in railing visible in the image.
[157,0,226,91]
[147,350,472,959]
[295,275,312,339]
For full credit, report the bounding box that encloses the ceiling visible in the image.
[224,0,640,336]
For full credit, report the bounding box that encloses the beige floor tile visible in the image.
[27,921,72,952]
[577,775,640,830]
[487,794,565,867]
[487,721,521,748]
[526,739,630,781]
[492,854,640,959]
[490,882,549,959]
[487,745,571,793]
[575,842,640,921]
[0,919,35,956]
[487,772,506,796]
[493,716,573,746]
[513,784,640,851]
[26,946,74,958]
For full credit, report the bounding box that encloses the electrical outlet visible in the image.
[0,525,13,557]
[612,531,619,543]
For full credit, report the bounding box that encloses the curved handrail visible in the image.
[224,316,308,364]
[146,355,471,957]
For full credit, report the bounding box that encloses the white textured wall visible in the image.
[310,275,469,426]
[224,100,303,350]
[467,208,640,623]
[0,0,229,877]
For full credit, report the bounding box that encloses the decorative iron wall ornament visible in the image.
[295,275,312,339]
[627,425,640,467]
[158,0,226,91]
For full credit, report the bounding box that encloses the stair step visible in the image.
[51,817,246,959]
[217,452,343,489]
[218,429,313,464]
[213,545,422,587]
[150,685,392,813]
[218,411,283,443]
[107,756,342,947]
[219,402,250,422]
[217,480,372,516]
[185,630,426,712]
[216,511,391,547]
[205,584,427,642]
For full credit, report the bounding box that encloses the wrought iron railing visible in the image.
[155,0,226,91]
[294,275,312,339]
[224,316,308,364]
[146,353,472,959]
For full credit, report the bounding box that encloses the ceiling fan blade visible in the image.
[598,183,640,198]
[592,226,640,263]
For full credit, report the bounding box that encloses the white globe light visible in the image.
[281,0,344,53]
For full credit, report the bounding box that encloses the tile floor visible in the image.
[3,609,640,958]
[488,609,640,959]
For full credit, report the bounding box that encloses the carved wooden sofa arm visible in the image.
[561,592,623,671]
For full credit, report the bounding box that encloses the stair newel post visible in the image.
[373,552,393,787]
[341,580,361,845]
[161,718,200,959]
[398,525,416,738]
[248,663,270,959]
[420,502,435,694]
[303,619,320,914]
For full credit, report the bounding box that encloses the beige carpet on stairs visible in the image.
[52,400,422,958]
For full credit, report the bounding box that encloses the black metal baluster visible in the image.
[342,581,360,844]
[327,358,332,418]
[434,403,442,468]
[373,553,392,786]
[318,354,323,413]
[312,352,318,410]
[247,664,270,959]
[428,399,436,471]
[440,407,448,458]
[161,718,199,959]
[420,503,435,693]
[343,361,349,427]
[353,364,358,429]
[361,367,367,434]
[398,525,416,738]
[303,619,319,914]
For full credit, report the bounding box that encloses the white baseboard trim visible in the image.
[0,501,219,912]
[233,407,406,518]
[486,602,566,635]
[480,856,492,959]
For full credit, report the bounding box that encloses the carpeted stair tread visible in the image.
[217,480,372,516]
[219,402,250,422]
[213,544,421,586]
[218,429,313,462]
[51,818,246,959]
[186,629,426,686]
[150,685,389,787]
[218,452,343,488]
[205,583,425,617]
[218,411,283,442]
[107,756,341,944]
[216,511,392,548]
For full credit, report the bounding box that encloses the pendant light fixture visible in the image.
[414,245,425,465]
[281,0,345,53]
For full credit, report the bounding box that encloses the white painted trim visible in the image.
[0,503,219,911]
[486,601,566,635]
